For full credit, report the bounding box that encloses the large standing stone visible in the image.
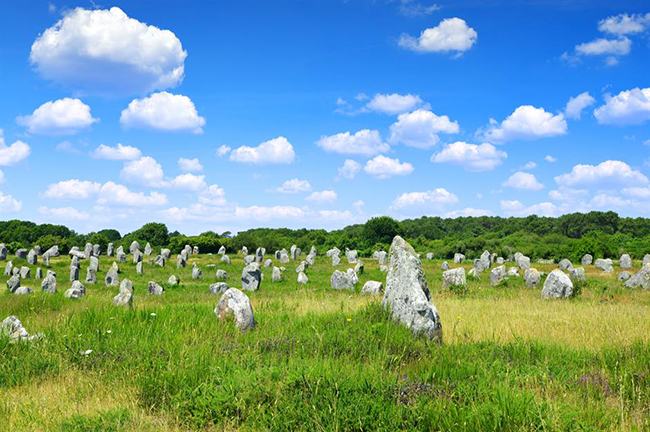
[83,243,93,258]
[479,250,491,270]
[221,255,231,265]
[297,271,308,284]
[112,279,134,308]
[354,261,364,275]
[490,265,507,286]
[243,255,255,265]
[41,274,56,293]
[1,316,30,342]
[346,268,359,285]
[210,282,229,295]
[176,255,186,268]
[93,244,101,257]
[558,259,573,271]
[241,262,261,291]
[105,267,119,286]
[264,259,273,268]
[129,241,141,255]
[35,268,43,280]
[618,271,632,282]
[361,281,383,295]
[168,275,179,285]
[542,269,574,299]
[147,281,164,295]
[144,243,153,256]
[89,256,99,272]
[69,266,79,282]
[291,247,301,262]
[643,254,650,266]
[256,247,265,262]
[86,267,96,284]
[620,254,632,269]
[524,268,541,287]
[453,253,465,264]
[331,254,341,266]
[218,246,226,255]
[595,258,614,273]
[65,281,85,299]
[6,275,20,293]
[136,261,143,275]
[279,251,290,264]
[27,249,37,265]
[193,246,199,255]
[272,266,282,282]
[154,255,165,267]
[0,244,7,260]
[15,248,28,259]
[14,286,34,295]
[107,243,114,257]
[581,254,593,266]
[441,261,449,271]
[20,266,30,279]
[330,269,355,290]
[133,249,143,264]
[382,236,442,340]
[442,268,466,290]
[345,249,358,264]
[241,246,248,256]
[192,266,203,280]
[4,261,12,276]
[296,261,309,273]
[161,248,171,259]
[214,288,255,330]
[624,265,650,289]
[516,255,531,270]
[377,251,388,265]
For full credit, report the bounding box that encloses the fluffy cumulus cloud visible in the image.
[316,129,389,156]
[17,98,98,135]
[391,188,458,211]
[545,155,557,163]
[500,200,560,217]
[502,172,544,191]
[338,159,361,180]
[120,156,165,187]
[229,136,295,164]
[97,181,168,206]
[593,88,650,126]
[92,143,142,160]
[38,206,89,220]
[120,92,205,133]
[0,130,31,166]
[389,109,459,149]
[598,13,650,36]
[277,178,311,194]
[575,37,631,57]
[431,141,507,171]
[443,207,493,218]
[170,173,207,191]
[178,157,203,172]
[216,145,232,157]
[565,92,596,120]
[30,7,186,95]
[364,155,414,179]
[306,190,337,204]
[0,191,22,212]
[482,105,567,143]
[554,160,648,187]
[198,184,226,206]
[366,93,425,115]
[399,18,477,54]
[43,179,102,199]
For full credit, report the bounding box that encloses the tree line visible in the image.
[2,211,650,261]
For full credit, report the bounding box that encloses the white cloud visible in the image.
[0,191,21,212]
[548,187,589,202]
[622,187,650,199]
[56,141,80,154]
[120,92,205,133]
[216,145,232,157]
[0,170,4,184]
[502,172,544,191]
[277,178,311,194]
[0,131,31,166]
[17,98,98,135]
[519,161,537,170]
[316,129,389,156]
[500,200,560,217]
[170,173,206,191]
[120,156,165,187]
[178,157,203,172]
[38,206,89,220]
[399,18,477,54]
[391,188,458,210]
[482,105,567,143]
[43,179,101,199]
[389,109,459,149]
[30,7,186,96]
[198,184,226,206]
[97,181,168,206]
[593,88,650,126]
[366,93,424,114]
[575,37,631,56]
[319,210,355,223]
[545,155,557,163]
[555,160,648,187]
[229,136,295,164]
[364,155,414,179]
[306,190,337,204]
[431,141,506,172]
[92,143,142,160]
[443,207,493,218]
[234,205,305,221]
[398,0,440,17]
[565,92,596,120]
[598,13,650,36]
[338,159,361,180]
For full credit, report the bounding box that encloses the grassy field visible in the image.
[1,252,649,431]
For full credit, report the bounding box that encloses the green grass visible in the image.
[1,253,649,431]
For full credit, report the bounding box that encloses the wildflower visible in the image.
[81,349,93,355]
[150,312,156,317]
[346,318,352,322]
[106,330,112,334]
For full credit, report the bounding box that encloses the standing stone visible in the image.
[20,266,30,279]
[89,256,99,272]
[441,261,449,271]
[154,255,165,267]
[354,261,364,275]
[161,248,171,259]
[105,267,119,286]
[291,247,301,262]
[84,243,93,258]
[86,267,96,284]
[620,254,632,269]
[144,243,153,256]
[377,251,388,265]
[42,253,50,267]
[296,261,308,273]
[192,266,203,280]
[624,265,650,290]
[442,268,466,290]
[107,243,114,257]
[117,249,126,263]
[93,244,101,257]
[516,255,531,270]
[241,262,261,291]
[346,249,358,264]
[133,249,143,265]
[27,249,37,265]
[35,268,43,280]
[490,265,507,286]
[426,252,434,260]
[12,267,19,276]
[361,281,383,295]
[14,287,34,295]
[241,246,248,256]
[618,271,632,282]
[380,265,388,272]
[40,274,56,293]
[524,268,541,287]
[193,246,199,255]
[136,261,143,275]
[221,255,231,265]
[347,268,359,285]
[210,282,229,295]
[129,241,141,255]
[280,251,290,264]
[15,248,28,259]
[581,254,593,266]
[214,288,255,331]
[1,316,31,342]
[479,250,491,270]
[69,266,79,282]
[382,236,442,340]
[473,258,487,274]
[218,246,226,255]
[256,247,265,262]
[0,244,6,260]
[147,281,164,295]
[216,269,227,280]
[569,267,586,284]
[6,275,20,293]
[168,275,179,285]
[496,257,505,265]
[272,266,282,282]
[113,279,134,308]
[243,255,255,265]
[643,254,650,266]
[542,269,574,299]
[264,259,273,268]
[595,258,614,273]
[558,259,573,271]
[65,281,85,299]
[331,254,341,266]
[297,271,308,284]
[4,261,12,276]
[453,253,465,264]
[176,255,186,268]
[330,269,354,290]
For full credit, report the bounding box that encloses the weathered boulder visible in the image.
[133,249,143,265]
[453,253,465,264]
[296,261,308,273]
[93,244,101,257]
[558,259,573,271]
[331,254,341,266]
[618,271,631,282]
[264,259,273,268]
[112,290,133,307]
[214,288,255,331]
[216,269,227,280]
[86,267,96,284]
[136,261,143,275]
[442,268,466,290]
[69,266,79,282]
[89,256,99,272]
[105,268,119,286]
[272,266,282,282]
[468,268,479,279]
[624,265,650,289]
[35,267,43,280]
[326,247,340,258]
[220,255,231,264]
[569,267,586,284]
[595,258,614,273]
[377,251,388,265]
[0,244,7,260]
[330,269,355,290]
[241,262,261,291]
[426,252,434,260]
[516,255,531,270]
[1,316,32,342]
[297,271,308,284]
[192,266,203,280]
[490,265,507,286]
[620,254,632,269]
[209,282,229,295]
[380,265,388,272]
[15,248,28,259]
[27,249,37,265]
[382,236,442,340]
[581,254,593,266]
[218,246,226,255]
[176,255,186,268]
[20,266,30,279]
[542,269,574,299]
[241,246,248,255]
[361,280,383,295]
[644,254,650,266]
[193,246,199,255]
[7,275,20,293]
[346,268,359,285]
[507,267,520,277]
[3,261,11,276]
[14,286,34,295]
[65,281,85,299]
[441,261,449,270]
[243,255,255,265]
[41,274,56,293]
[354,261,364,275]
[147,281,164,295]
[168,275,179,285]
[129,241,141,255]
[496,257,505,264]
[107,243,114,257]
[346,249,358,264]
[479,250,491,270]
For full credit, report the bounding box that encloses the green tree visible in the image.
[362,217,402,246]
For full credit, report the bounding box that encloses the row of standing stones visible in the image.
[3,240,650,342]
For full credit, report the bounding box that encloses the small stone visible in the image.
[216,269,227,280]
[210,282,229,295]
[147,281,164,295]
[214,288,255,331]
[361,281,383,295]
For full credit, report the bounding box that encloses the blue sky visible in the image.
[0,0,649,235]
